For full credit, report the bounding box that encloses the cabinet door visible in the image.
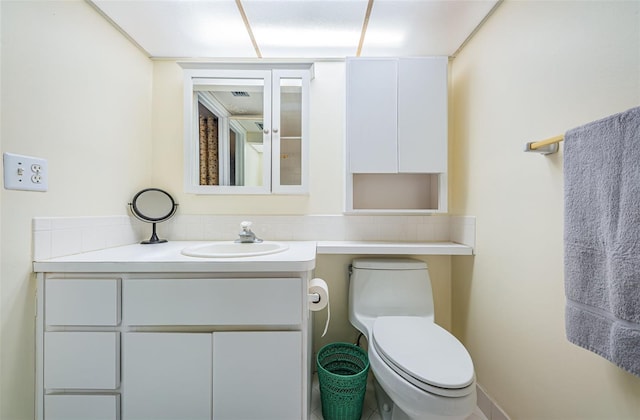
[213,331,302,420]
[187,70,272,194]
[272,69,310,194]
[122,333,212,420]
[346,58,398,173]
[397,57,448,173]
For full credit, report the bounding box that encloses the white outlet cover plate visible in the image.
[3,152,48,191]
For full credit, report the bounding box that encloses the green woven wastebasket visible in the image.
[316,342,370,420]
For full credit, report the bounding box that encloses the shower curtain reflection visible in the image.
[199,108,219,185]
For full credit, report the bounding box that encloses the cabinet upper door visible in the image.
[346,58,398,173]
[271,69,310,194]
[397,57,448,173]
[346,57,448,174]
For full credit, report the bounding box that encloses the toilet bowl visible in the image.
[348,258,476,420]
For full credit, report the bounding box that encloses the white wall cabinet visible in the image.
[36,273,311,420]
[346,57,448,213]
[182,64,312,195]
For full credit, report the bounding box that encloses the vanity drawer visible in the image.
[123,278,303,326]
[44,332,120,389]
[45,278,120,326]
[44,394,120,420]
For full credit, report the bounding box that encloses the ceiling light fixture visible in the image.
[255,27,361,48]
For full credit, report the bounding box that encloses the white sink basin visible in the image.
[181,241,289,258]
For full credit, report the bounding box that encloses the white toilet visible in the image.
[348,258,476,420]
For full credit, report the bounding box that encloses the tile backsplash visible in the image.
[33,214,476,260]
[32,216,143,261]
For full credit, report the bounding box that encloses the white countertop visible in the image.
[33,241,318,273]
[316,241,473,255]
[33,240,473,273]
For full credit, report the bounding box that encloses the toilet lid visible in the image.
[372,317,475,393]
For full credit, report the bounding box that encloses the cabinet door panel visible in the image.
[398,57,448,173]
[271,69,310,193]
[123,278,302,326]
[347,58,398,173]
[213,331,302,420]
[44,332,119,389]
[45,394,119,420]
[122,333,212,420]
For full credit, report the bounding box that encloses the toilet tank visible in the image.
[349,258,435,332]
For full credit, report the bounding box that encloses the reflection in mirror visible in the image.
[195,79,265,187]
[128,188,178,244]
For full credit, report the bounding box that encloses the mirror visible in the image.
[195,78,266,188]
[128,188,178,244]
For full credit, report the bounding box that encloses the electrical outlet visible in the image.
[3,153,48,191]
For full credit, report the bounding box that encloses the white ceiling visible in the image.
[90,0,500,59]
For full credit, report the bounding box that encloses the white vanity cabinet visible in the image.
[36,272,312,420]
[345,56,448,213]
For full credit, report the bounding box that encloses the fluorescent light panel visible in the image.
[91,0,500,58]
[242,0,369,56]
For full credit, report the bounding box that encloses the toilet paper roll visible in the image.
[309,278,329,311]
[309,278,330,337]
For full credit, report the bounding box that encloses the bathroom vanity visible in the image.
[33,241,317,420]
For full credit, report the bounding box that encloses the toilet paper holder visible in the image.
[308,293,321,303]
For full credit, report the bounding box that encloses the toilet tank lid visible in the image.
[352,258,427,270]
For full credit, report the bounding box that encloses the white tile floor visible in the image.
[311,373,488,420]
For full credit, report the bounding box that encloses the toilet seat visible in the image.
[372,316,475,398]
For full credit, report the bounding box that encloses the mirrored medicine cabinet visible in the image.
[181,63,312,195]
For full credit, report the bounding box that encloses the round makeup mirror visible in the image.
[128,188,178,244]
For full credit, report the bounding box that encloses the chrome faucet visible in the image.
[235,221,263,243]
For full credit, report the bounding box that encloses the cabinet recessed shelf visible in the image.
[352,173,440,211]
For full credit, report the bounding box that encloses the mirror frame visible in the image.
[128,188,178,244]
[190,72,272,193]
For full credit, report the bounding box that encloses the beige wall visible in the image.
[7,1,638,418]
[450,1,640,418]
[0,1,153,418]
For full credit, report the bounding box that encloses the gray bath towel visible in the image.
[564,106,640,376]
